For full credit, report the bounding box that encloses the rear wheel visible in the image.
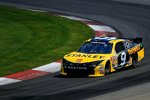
[132,54,138,68]
[105,61,111,75]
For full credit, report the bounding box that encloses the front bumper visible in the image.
[60,66,105,77]
[60,72,104,77]
[61,59,105,77]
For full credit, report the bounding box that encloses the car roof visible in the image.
[86,37,124,43]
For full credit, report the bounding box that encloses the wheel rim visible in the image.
[132,58,138,68]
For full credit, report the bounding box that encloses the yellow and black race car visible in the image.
[60,37,144,77]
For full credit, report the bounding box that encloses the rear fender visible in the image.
[137,48,144,61]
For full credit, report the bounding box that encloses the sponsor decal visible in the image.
[67,66,87,70]
[65,54,100,58]
[111,55,117,64]
[111,55,118,68]
[76,59,83,63]
[128,45,141,54]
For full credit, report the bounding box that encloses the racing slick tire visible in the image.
[105,61,111,75]
[132,53,138,68]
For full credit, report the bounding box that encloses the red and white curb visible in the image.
[0,62,61,85]
[0,12,118,86]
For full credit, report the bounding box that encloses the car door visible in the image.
[115,41,130,67]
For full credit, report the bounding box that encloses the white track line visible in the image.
[26,8,48,12]
[60,15,91,21]
[88,25,116,32]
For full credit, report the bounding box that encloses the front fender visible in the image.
[96,59,116,73]
[92,59,110,76]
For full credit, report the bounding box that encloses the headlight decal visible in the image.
[63,58,103,69]
[89,60,103,68]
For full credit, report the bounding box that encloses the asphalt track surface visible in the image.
[0,0,150,100]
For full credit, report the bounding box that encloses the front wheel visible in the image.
[105,62,111,75]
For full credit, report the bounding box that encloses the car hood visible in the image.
[64,52,112,63]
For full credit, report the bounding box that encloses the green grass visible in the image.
[0,5,94,76]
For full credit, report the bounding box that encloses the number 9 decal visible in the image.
[120,52,126,66]
[118,51,129,66]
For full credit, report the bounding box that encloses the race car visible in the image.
[60,37,144,77]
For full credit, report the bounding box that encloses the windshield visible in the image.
[78,42,112,54]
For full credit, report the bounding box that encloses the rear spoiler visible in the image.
[122,37,143,43]
[133,37,143,43]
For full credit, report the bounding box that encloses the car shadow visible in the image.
[54,65,137,78]
[54,74,93,78]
